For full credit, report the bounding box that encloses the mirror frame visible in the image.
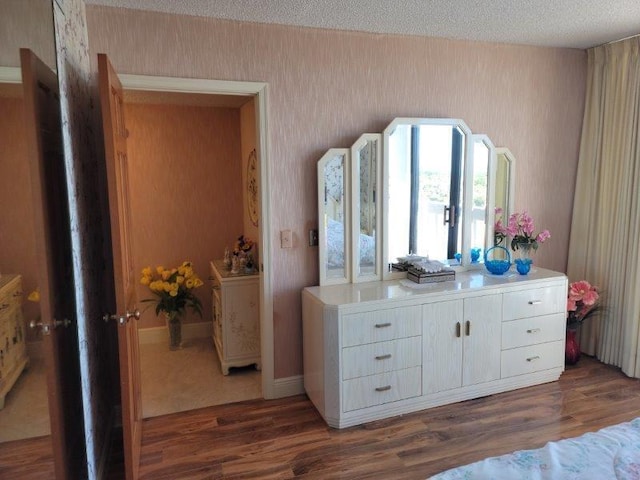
[382,118,473,279]
[351,133,382,283]
[318,148,351,285]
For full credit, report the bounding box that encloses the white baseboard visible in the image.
[272,374,304,398]
[138,321,212,345]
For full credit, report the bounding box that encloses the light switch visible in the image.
[281,230,292,248]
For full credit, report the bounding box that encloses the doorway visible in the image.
[118,75,273,417]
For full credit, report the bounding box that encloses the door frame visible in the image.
[118,74,275,398]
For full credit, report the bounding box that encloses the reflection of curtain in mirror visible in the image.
[388,125,411,259]
[324,155,344,222]
[359,141,376,235]
[567,36,640,378]
[495,154,509,220]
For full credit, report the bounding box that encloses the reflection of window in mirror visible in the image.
[387,123,464,264]
[471,140,489,262]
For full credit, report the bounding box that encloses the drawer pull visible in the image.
[465,320,471,336]
[456,322,461,338]
[526,355,541,362]
[528,300,542,305]
[375,353,392,360]
[375,322,392,328]
[375,385,392,392]
[527,328,541,334]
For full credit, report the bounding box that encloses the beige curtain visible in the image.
[567,37,640,377]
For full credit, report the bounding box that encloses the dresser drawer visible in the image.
[502,313,565,349]
[342,366,422,412]
[502,286,565,321]
[342,336,422,380]
[342,306,421,347]
[501,341,564,378]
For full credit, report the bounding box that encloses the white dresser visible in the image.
[210,260,261,375]
[0,274,29,409]
[302,267,567,428]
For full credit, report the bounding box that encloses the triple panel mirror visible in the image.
[318,117,514,285]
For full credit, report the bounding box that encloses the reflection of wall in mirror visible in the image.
[359,141,376,236]
[324,154,344,222]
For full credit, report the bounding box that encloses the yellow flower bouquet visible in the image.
[140,261,203,318]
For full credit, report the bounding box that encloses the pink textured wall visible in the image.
[86,6,587,378]
[124,102,243,328]
[0,96,41,336]
[0,0,56,70]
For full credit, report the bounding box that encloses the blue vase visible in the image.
[514,242,534,275]
[515,258,532,275]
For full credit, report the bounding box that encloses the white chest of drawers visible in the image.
[210,260,261,375]
[0,274,29,409]
[302,267,567,428]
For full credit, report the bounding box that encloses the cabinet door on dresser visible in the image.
[462,295,502,386]
[423,300,463,394]
[422,295,501,394]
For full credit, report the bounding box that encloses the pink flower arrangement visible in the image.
[567,280,600,329]
[494,209,551,252]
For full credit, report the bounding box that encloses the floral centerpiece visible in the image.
[565,280,600,365]
[140,261,203,349]
[494,209,551,274]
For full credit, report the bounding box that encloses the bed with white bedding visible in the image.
[430,417,640,479]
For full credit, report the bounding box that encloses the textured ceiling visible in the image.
[85,0,640,49]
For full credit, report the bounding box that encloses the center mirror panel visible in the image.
[383,118,471,277]
[318,148,350,285]
[351,134,381,282]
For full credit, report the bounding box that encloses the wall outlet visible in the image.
[280,229,292,248]
[309,229,318,246]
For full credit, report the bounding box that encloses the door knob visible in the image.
[103,309,141,325]
[29,318,71,335]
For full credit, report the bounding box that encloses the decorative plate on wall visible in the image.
[247,149,259,226]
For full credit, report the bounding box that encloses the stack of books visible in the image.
[407,266,455,284]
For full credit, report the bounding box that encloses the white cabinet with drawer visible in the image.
[303,267,567,428]
[501,287,566,379]
[210,260,261,375]
[0,274,29,409]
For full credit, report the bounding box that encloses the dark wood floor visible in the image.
[135,356,640,479]
[4,356,640,479]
